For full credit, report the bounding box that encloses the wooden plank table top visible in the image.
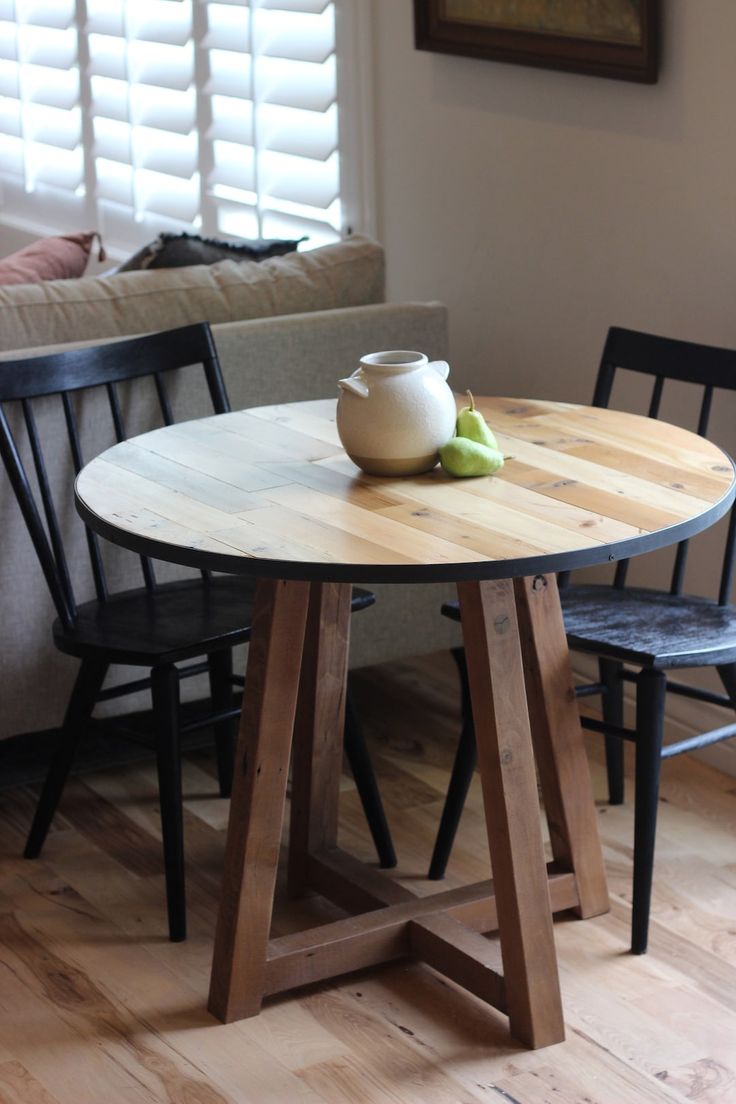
[73,396,736,1050]
[75,396,736,583]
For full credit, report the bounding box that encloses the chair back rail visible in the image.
[0,323,230,629]
[591,327,736,604]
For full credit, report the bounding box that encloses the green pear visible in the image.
[456,391,498,450]
[440,437,505,478]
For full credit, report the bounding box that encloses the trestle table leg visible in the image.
[208,577,310,1023]
[514,574,609,919]
[288,582,353,896]
[457,577,565,1049]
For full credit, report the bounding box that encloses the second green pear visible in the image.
[440,437,505,478]
[456,391,498,450]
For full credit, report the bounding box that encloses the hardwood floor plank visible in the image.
[3,889,324,1104]
[0,1061,64,1104]
[655,1058,736,1104]
[297,989,488,1104]
[1,649,734,1102]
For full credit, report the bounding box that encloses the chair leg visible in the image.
[428,647,477,880]
[208,648,235,798]
[599,658,625,805]
[151,663,186,943]
[25,658,108,859]
[631,667,666,955]
[343,685,397,869]
[716,662,736,709]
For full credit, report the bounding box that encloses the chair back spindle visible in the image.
[719,508,736,607]
[697,385,714,437]
[104,380,157,590]
[647,375,664,418]
[61,390,109,601]
[154,373,175,426]
[106,381,126,442]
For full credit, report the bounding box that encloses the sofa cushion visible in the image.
[0,234,384,353]
[0,232,104,286]
[115,231,304,272]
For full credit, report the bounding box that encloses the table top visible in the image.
[75,397,736,584]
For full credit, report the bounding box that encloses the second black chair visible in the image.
[0,323,395,942]
[429,327,736,955]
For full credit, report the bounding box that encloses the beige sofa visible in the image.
[0,236,461,739]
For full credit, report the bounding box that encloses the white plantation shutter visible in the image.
[86,0,201,250]
[205,0,340,245]
[0,0,85,230]
[0,0,352,254]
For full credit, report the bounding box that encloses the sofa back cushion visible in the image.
[0,234,384,353]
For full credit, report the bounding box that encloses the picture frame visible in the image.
[414,1,660,84]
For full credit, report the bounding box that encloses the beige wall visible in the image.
[372,0,736,402]
[370,0,736,773]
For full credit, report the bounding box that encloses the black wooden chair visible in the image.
[0,322,395,942]
[428,327,736,954]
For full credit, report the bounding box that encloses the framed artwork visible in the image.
[414,1,660,84]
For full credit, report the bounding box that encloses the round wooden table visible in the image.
[76,396,735,1050]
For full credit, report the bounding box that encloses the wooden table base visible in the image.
[208,574,609,1050]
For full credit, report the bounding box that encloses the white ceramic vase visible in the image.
[336,350,456,476]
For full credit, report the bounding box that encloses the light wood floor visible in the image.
[1,651,736,1104]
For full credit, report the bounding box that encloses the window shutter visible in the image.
[0,0,85,230]
[87,0,200,250]
[203,0,340,248]
[0,0,343,254]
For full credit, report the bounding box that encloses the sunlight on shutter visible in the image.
[0,0,343,252]
[0,0,84,229]
[203,0,340,247]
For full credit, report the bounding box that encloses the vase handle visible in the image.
[429,360,450,381]
[338,370,369,398]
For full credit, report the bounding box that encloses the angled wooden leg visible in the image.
[208,577,310,1023]
[458,578,564,1050]
[288,582,352,897]
[514,574,609,920]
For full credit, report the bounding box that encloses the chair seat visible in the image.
[54,577,375,667]
[441,587,736,670]
[561,585,736,669]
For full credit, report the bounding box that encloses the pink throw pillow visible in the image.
[0,232,106,286]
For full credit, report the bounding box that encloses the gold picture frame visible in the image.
[414,1,659,83]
